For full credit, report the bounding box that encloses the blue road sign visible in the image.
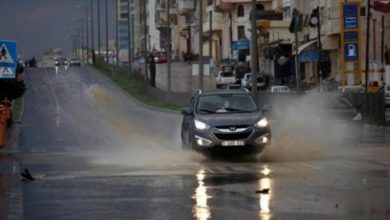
[0,40,18,78]
[0,67,15,79]
[344,5,358,29]
[345,43,359,61]
[0,40,17,68]
[344,32,358,42]
[232,40,250,50]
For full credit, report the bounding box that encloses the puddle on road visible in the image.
[85,85,204,169]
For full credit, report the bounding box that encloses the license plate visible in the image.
[221,140,245,146]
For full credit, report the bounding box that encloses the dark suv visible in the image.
[180,89,271,154]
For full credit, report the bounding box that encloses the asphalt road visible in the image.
[18,66,390,220]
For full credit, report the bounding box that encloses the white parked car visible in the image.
[241,73,252,88]
[270,85,291,93]
[216,71,236,89]
[241,73,266,90]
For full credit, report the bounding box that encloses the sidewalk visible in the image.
[0,125,23,220]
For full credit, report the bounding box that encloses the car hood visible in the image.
[196,112,263,127]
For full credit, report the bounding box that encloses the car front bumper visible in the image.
[191,126,271,152]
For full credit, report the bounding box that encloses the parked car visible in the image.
[270,85,291,93]
[339,85,365,93]
[241,73,266,90]
[68,58,81,67]
[379,84,390,100]
[153,51,168,63]
[235,65,251,84]
[215,71,236,89]
[226,84,244,90]
[180,89,271,155]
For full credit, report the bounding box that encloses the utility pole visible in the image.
[86,6,89,64]
[250,0,258,100]
[90,0,95,64]
[229,12,233,59]
[365,0,371,93]
[316,6,322,84]
[293,9,300,91]
[167,0,172,92]
[199,0,204,90]
[115,0,119,66]
[127,0,132,77]
[373,18,376,61]
[97,0,101,58]
[209,10,212,64]
[143,0,148,80]
[81,20,85,64]
[105,0,109,63]
[381,15,385,64]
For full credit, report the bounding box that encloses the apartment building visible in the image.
[116,0,137,63]
[284,0,390,86]
[123,0,390,86]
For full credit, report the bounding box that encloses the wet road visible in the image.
[19,66,390,219]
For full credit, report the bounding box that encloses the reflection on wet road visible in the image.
[19,67,390,219]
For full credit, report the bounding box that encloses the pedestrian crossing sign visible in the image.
[0,40,17,69]
[0,67,15,78]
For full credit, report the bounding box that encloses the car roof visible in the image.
[198,90,250,96]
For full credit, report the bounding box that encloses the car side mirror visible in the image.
[180,107,193,115]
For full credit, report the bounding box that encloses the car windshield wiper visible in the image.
[224,107,253,113]
[197,108,215,114]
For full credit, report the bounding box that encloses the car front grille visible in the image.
[214,131,252,140]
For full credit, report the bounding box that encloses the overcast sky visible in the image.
[0,0,117,59]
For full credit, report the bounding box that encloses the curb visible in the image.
[1,125,24,220]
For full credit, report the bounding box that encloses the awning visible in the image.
[292,40,317,55]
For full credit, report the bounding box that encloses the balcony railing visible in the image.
[178,0,194,14]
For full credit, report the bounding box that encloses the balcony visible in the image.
[215,0,234,12]
[156,0,178,12]
[178,0,194,15]
[203,11,224,32]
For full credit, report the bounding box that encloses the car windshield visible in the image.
[196,94,258,114]
[221,72,234,77]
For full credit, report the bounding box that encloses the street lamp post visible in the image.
[90,0,95,64]
[167,0,172,92]
[105,0,109,63]
[250,0,259,100]
[97,0,101,58]
[198,0,204,90]
[74,17,85,63]
[86,6,89,64]
[127,0,132,77]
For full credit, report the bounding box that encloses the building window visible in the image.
[256,3,264,11]
[121,13,129,19]
[237,5,244,17]
[237,25,245,40]
[360,7,366,17]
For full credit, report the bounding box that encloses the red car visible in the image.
[153,52,167,63]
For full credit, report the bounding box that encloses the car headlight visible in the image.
[194,119,209,130]
[255,117,268,128]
